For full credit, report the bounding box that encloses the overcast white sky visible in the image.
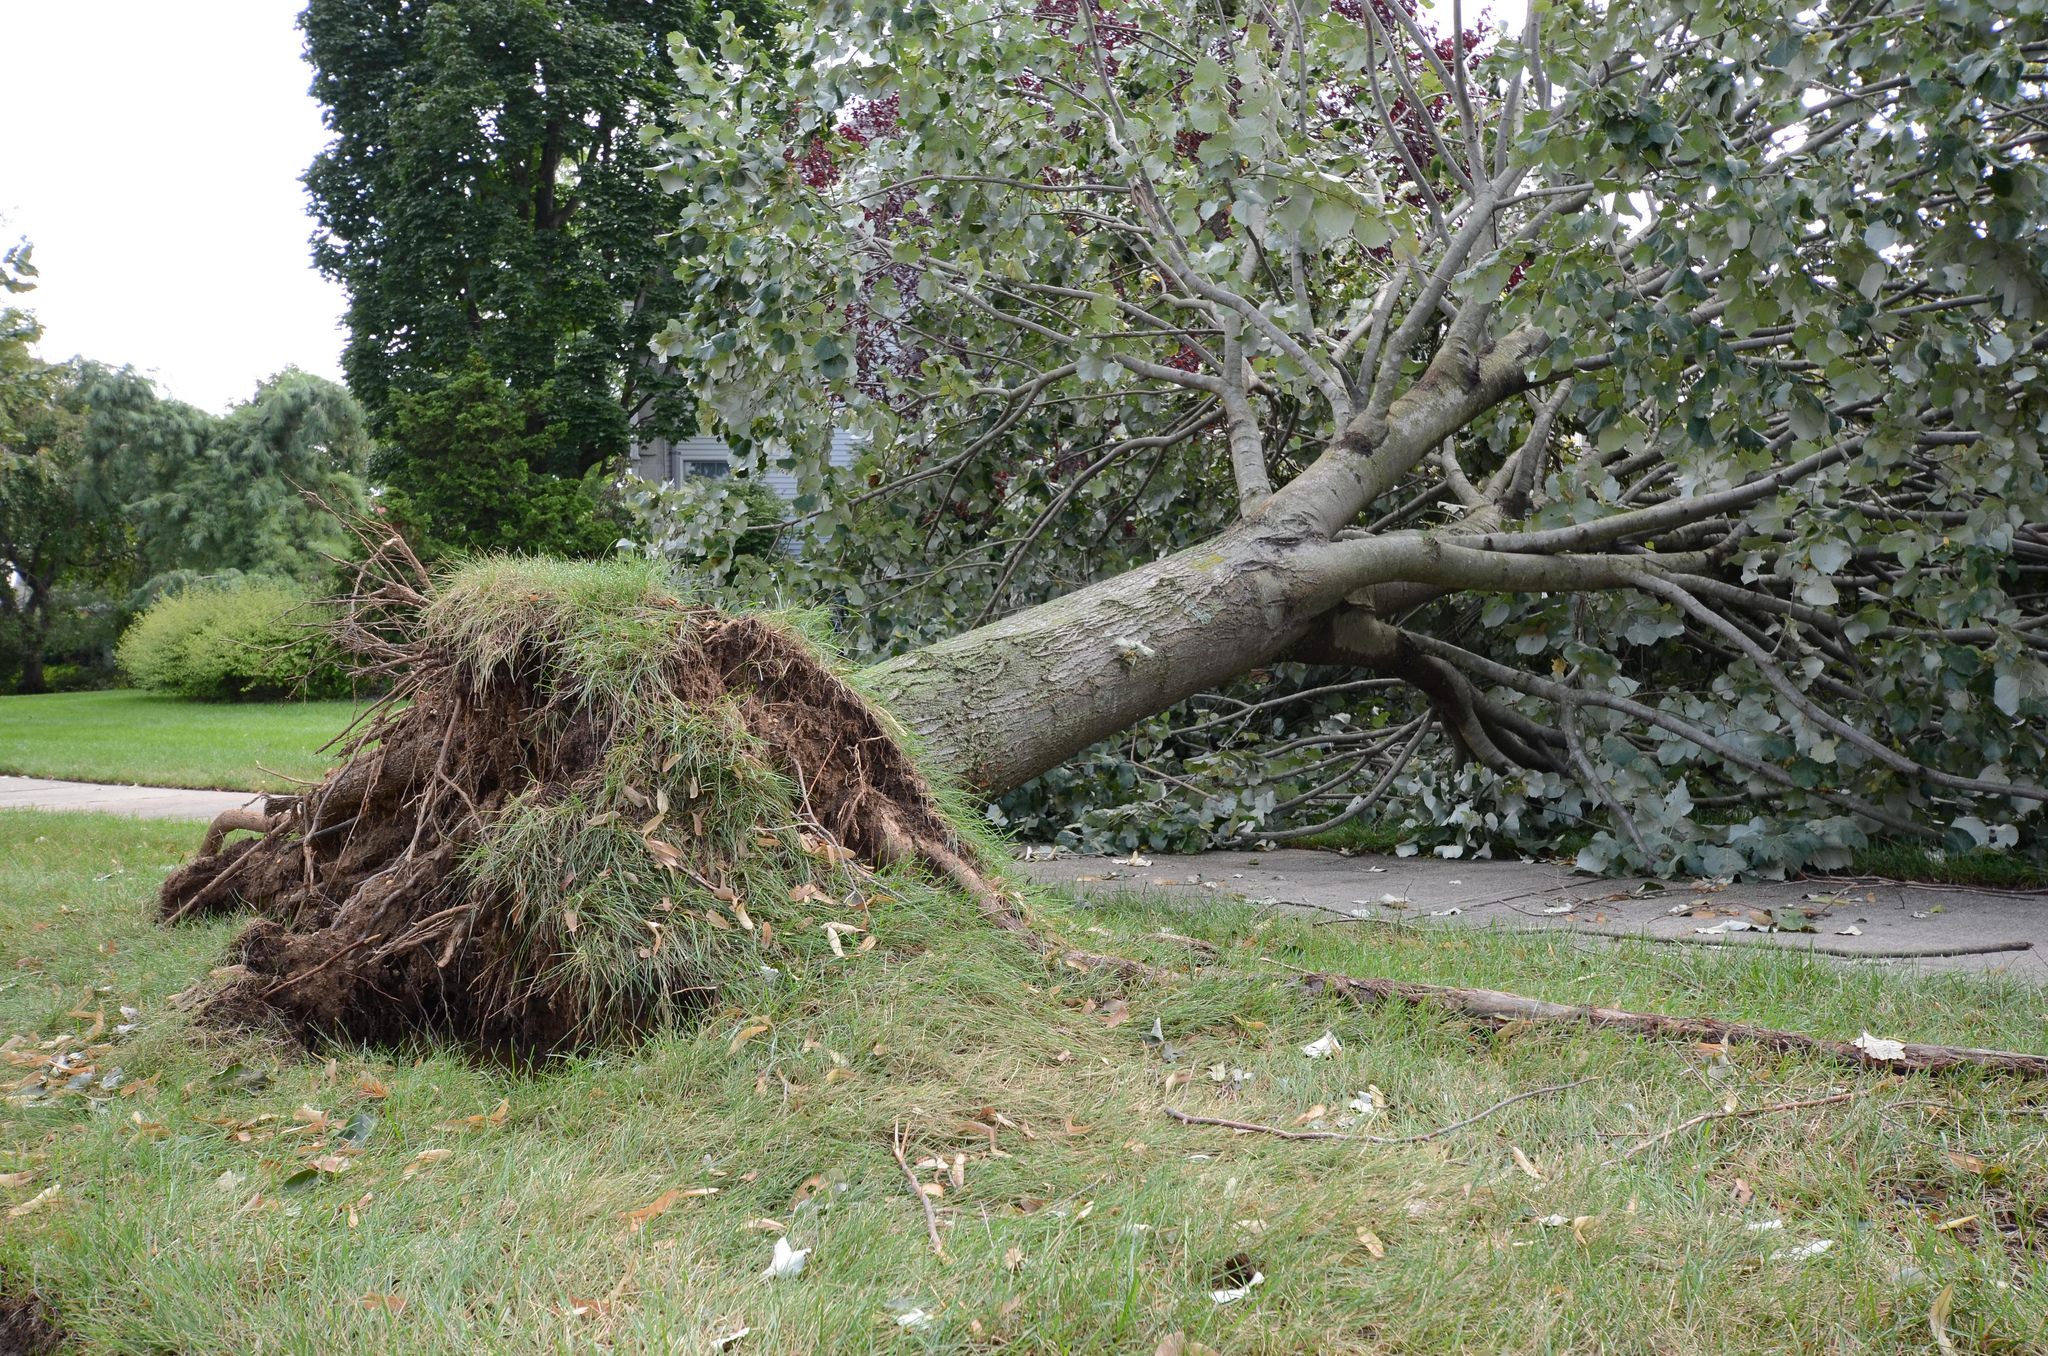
[0,2,348,413]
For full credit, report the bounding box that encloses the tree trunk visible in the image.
[13,607,51,695]
[865,520,1335,795]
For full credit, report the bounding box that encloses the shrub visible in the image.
[117,581,347,701]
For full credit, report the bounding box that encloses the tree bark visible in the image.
[864,521,1327,792]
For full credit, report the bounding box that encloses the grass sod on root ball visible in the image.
[159,546,996,1053]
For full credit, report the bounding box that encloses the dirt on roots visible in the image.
[157,542,994,1055]
[0,1294,62,1356]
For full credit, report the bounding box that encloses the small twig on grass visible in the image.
[1165,1108,1350,1141]
[1616,1084,1884,1160]
[1165,1077,1592,1146]
[892,1120,947,1257]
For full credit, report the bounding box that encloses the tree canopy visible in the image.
[640,0,2048,875]
[301,0,782,552]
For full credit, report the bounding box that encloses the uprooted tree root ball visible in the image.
[160,547,1000,1053]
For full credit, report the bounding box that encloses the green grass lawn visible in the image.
[0,690,364,791]
[4,809,2046,1353]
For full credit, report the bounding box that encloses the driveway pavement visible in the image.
[1016,847,2048,979]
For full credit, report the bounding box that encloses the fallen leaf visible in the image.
[6,1183,60,1217]
[1852,1031,1908,1062]
[355,1073,390,1099]
[1933,1214,1978,1232]
[761,1235,809,1279]
[1094,998,1133,1029]
[730,1021,772,1053]
[1356,1227,1386,1259]
[1930,1284,1958,1356]
[0,1171,34,1190]
[625,1188,683,1231]
[1510,1145,1543,1180]
[1292,1105,1329,1126]
[309,1155,352,1176]
[401,1148,453,1179]
[1301,1030,1343,1059]
[743,1217,786,1233]
[1210,1271,1264,1304]
[1154,1334,1223,1356]
[358,1293,407,1313]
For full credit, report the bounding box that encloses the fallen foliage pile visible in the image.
[159,544,989,1052]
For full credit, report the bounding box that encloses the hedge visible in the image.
[117,581,348,701]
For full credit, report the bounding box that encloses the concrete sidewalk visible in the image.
[1016,848,2048,978]
[5,774,2041,979]
[0,775,257,822]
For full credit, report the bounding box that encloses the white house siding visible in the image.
[628,430,860,499]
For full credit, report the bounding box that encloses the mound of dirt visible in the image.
[159,544,993,1053]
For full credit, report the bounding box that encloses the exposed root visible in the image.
[198,805,281,858]
[159,540,991,1054]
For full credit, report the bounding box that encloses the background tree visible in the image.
[643,0,2048,875]
[0,360,135,692]
[377,355,621,557]
[300,0,782,553]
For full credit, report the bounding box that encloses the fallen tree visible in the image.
[635,0,2048,874]
[162,544,2048,1076]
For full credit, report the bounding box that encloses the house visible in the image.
[626,429,863,498]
